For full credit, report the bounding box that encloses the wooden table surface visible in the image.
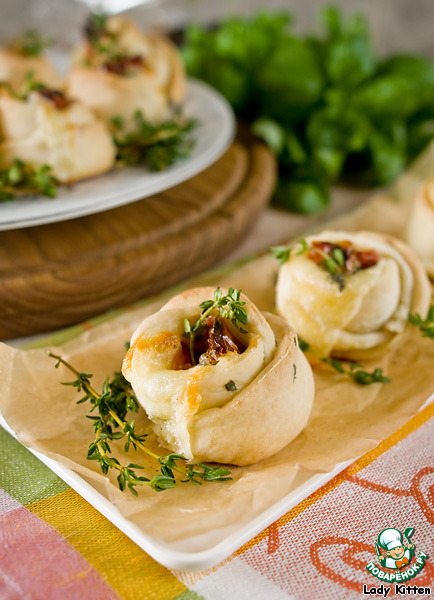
[5,185,372,348]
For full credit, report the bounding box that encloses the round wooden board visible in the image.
[0,137,276,339]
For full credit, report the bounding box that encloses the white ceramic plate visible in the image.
[0,410,352,570]
[1,396,432,571]
[0,79,235,230]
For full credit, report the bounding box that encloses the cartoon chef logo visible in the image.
[375,527,415,569]
[366,526,428,582]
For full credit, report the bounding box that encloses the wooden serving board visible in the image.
[0,137,276,339]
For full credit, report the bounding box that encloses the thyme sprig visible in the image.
[84,12,109,46]
[183,287,248,366]
[272,239,347,290]
[83,12,120,62]
[321,357,391,385]
[306,244,347,291]
[50,352,231,494]
[297,339,390,385]
[409,304,434,339]
[9,29,52,57]
[271,239,309,265]
[0,71,46,101]
[0,159,59,201]
[112,111,196,171]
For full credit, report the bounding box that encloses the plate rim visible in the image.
[0,411,353,571]
[0,78,236,231]
[1,381,432,570]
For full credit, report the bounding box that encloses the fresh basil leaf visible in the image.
[274,177,329,214]
[369,128,407,184]
[353,74,420,119]
[285,130,308,165]
[252,117,286,154]
[256,37,324,123]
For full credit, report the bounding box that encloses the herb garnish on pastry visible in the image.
[67,14,186,128]
[0,30,62,89]
[275,230,431,360]
[122,287,314,466]
[0,79,115,183]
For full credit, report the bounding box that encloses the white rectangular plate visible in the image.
[1,395,432,571]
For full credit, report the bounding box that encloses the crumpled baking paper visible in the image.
[0,143,433,544]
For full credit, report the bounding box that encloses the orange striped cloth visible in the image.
[1,394,433,599]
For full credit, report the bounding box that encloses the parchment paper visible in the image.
[1,143,434,544]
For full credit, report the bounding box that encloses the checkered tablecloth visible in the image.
[1,394,433,600]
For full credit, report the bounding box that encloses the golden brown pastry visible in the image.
[0,48,62,89]
[122,287,314,466]
[275,230,431,360]
[406,180,434,278]
[67,15,187,128]
[0,87,116,183]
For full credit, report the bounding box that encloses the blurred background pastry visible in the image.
[275,230,431,360]
[67,15,186,129]
[0,29,62,89]
[0,83,116,182]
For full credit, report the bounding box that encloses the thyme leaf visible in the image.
[225,380,237,392]
[0,71,46,101]
[297,338,310,352]
[0,159,59,201]
[50,352,231,494]
[294,332,390,385]
[183,287,248,366]
[272,238,372,291]
[112,110,196,171]
[84,12,109,45]
[271,238,309,265]
[9,29,52,57]
[322,357,391,385]
[408,305,434,339]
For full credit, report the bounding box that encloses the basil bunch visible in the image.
[182,6,434,213]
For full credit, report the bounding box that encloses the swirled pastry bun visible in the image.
[0,88,115,183]
[406,180,434,277]
[122,287,314,466]
[0,48,62,89]
[67,16,186,127]
[276,231,431,360]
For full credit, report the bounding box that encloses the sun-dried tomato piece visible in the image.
[307,241,331,265]
[307,240,379,274]
[172,316,245,370]
[171,339,192,371]
[199,316,244,365]
[38,89,69,110]
[102,54,144,75]
[356,249,380,269]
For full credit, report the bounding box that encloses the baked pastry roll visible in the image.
[0,87,115,183]
[0,45,62,89]
[406,180,434,277]
[275,230,431,359]
[122,287,314,466]
[67,15,187,127]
